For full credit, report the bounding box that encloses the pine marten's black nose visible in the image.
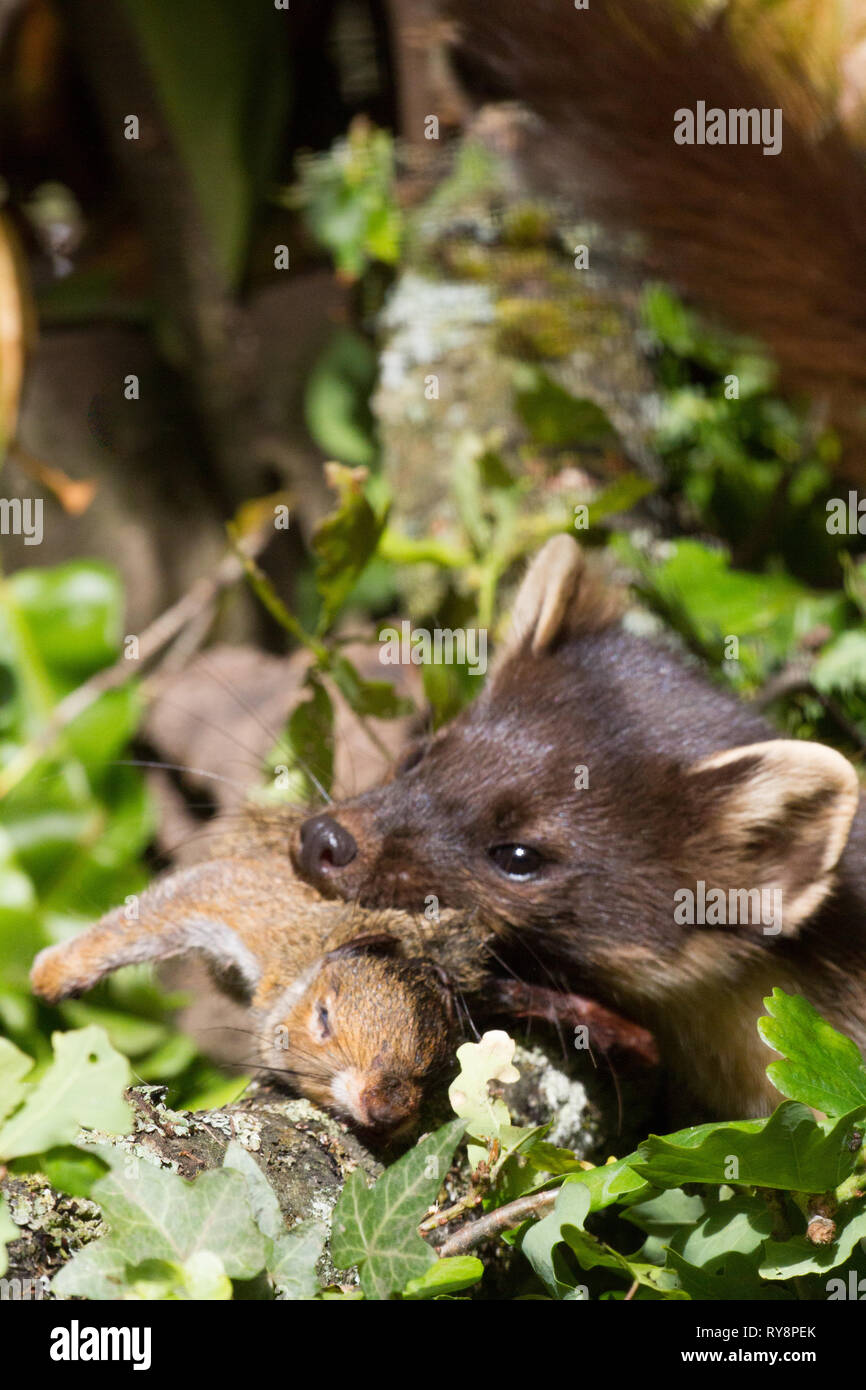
[298,813,357,881]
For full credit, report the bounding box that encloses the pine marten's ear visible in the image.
[30,860,264,1005]
[685,740,860,935]
[491,535,621,677]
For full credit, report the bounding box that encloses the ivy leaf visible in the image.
[0,1027,132,1160]
[402,1256,483,1300]
[633,1102,866,1193]
[758,989,866,1116]
[222,1140,325,1298]
[52,1146,269,1299]
[330,1119,465,1300]
[221,1141,283,1241]
[313,463,387,630]
[270,1222,327,1301]
[125,1252,233,1301]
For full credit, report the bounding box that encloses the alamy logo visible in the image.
[674,880,781,935]
[379,621,488,675]
[826,491,866,534]
[674,102,782,156]
[0,497,43,545]
[49,1320,152,1370]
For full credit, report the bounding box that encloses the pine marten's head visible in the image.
[294,537,860,1017]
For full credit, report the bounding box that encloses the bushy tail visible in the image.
[444,0,866,476]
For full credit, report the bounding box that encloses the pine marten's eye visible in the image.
[396,743,427,775]
[488,843,545,880]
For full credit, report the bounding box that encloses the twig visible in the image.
[418,1189,483,1234]
[435,1188,558,1257]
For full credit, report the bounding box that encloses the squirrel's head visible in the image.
[260,939,455,1136]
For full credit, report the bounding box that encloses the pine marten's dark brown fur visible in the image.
[293,537,866,1118]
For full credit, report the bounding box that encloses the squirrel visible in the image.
[292,534,866,1119]
[440,0,866,482]
[30,853,469,1137]
[29,812,658,1132]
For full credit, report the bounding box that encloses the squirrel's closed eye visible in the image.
[488,843,545,880]
[311,1002,332,1042]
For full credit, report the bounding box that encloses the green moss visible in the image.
[501,202,554,248]
[495,297,579,360]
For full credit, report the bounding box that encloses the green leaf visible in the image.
[221,1141,284,1241]
[0,1027,132,1160]
[329,655,413,720]
[633,1102,866,1193]
[514,369,617,448]
[119,0,288,282]
[8,562,122,681]
[521,1179,684,1300]
[0,1036,33,1126]
[53,1147,269,1299]
[269,1221,327,1301]
[293,125,402,279]
[126,1252,233,1301]
[758,988,866,1116]
[667,1249,793,1301]
[403,1256,483,1299]
[283,670,334,799]
[313,463,387,628]
[812,629,866,697]
[761,1206,866,1279]
[521,1180,592,1298]
[562,1155,650,1212]
[330,1119,465,1300]
[222,1139,326,1298]
[305,331,378,467]
[586,474,655,525]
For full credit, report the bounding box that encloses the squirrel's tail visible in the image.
[443,0,866,475]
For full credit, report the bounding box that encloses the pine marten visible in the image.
[292,535,866,1118]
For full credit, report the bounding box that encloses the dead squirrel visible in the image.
[29,855,479,1136]
[292,535,866,1119]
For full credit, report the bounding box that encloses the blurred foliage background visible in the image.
[1,0,866,1110]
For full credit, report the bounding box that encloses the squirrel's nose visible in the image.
[359,1075,421,1132]
[297,813,357,882]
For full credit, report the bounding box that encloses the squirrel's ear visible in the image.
[685,740,859,935]
[30,860,264,1005]
[324,932,400,963]
[491,535,621,676]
